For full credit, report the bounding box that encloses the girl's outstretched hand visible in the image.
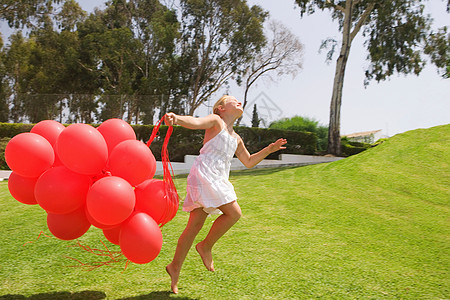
[268,138,287,153]
[165,113,177,126]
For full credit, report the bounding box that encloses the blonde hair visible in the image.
[213,95,230,115]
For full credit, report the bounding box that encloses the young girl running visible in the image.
[164,95,287,294]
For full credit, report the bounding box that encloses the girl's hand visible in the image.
[165,113,177,126]
[268,138,287,153]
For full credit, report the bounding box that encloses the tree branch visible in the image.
[350,2,376,42]
[326,0,345,13]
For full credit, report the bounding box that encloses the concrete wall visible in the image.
[158,154,343,175]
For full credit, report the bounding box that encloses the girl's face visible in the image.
[223,97,243,116]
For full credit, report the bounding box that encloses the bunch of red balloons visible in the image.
[5,119,177,264]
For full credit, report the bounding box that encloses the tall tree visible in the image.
[3,32,34,122]
[294,0,449,155]
[0,36,10,121]
[178,0,267,115]
[251,103,260,127]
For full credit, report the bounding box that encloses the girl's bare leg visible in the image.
[166,208,208,293]
[196,201,242,272]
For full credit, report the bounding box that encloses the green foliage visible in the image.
[340,136,372,157]
[141,125,316,161]
[0,137,10,170]
[237,126,316,157]
[0,122,34,138]
[424,26,450,79]
[270,115,328,151]
[0,125,448,298]
[0,0,51,29]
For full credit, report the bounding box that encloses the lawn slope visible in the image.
[0,124,448,299]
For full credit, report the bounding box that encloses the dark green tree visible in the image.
[3,32,33,122]
[251,104,260,127]
[0,36,10,122]
[294,0,449,155]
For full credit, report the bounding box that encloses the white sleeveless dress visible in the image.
[183,127,238,214]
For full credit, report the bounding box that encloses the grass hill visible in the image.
[0,124,448,299]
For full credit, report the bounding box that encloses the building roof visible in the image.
[344,129,382,138]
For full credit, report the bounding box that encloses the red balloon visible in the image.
[103,227,121,245]
[31,120,66,167]
[31,120,65,147]
[119,212,163,264]
[47,207,91,240]
[109,140,156,186]
[85,208,117,229]
[35,166,91,214]
[86,176,135,226]
[8,172,38,205]
[5,133,54,178]
[56,123,108,175]
[135,179,167,224]
[97,118,136,155]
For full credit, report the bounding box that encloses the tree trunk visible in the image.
[327,0,353,156]
[328,54,349,155]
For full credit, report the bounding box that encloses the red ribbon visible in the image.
[147,116,180,226]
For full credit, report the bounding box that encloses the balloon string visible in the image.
[23,231,52,246]
[147,116,180,226]
[65,240,129,272]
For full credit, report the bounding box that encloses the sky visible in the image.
[2,0,449,136]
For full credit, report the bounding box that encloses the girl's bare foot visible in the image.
[196,242,215,271]
[165,263,179,294]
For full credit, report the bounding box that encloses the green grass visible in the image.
[1,124,449,299]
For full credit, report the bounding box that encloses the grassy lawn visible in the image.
[0,124,449,299]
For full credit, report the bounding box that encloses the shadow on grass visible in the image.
[0,291,106,299]
[120,291,197,299]
[0,291,197,300]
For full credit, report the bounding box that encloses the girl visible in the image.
[164,95,287,294]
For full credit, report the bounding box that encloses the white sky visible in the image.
[1,0,448,136]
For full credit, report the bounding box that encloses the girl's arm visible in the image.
[165,112,222,130]
[235,136,287,169]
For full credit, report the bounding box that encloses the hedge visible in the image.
[0,123,317,169]
[135,125,316,161]
[340,138,372,157]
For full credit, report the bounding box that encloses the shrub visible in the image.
[0,137,10,170]
[0,123,34,138]
[269,116,328,151]
[341,137,372,157]
[133,125,317,161]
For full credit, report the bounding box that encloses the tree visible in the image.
[3,32,34,122]
[269,115,328,151]
[84,0,180,123]
[239,19,303,112]
[0,0,57,29]
[294,0,449,155]
[178,0,267,115]
[0,36,10,122]
[251,104,260,127]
